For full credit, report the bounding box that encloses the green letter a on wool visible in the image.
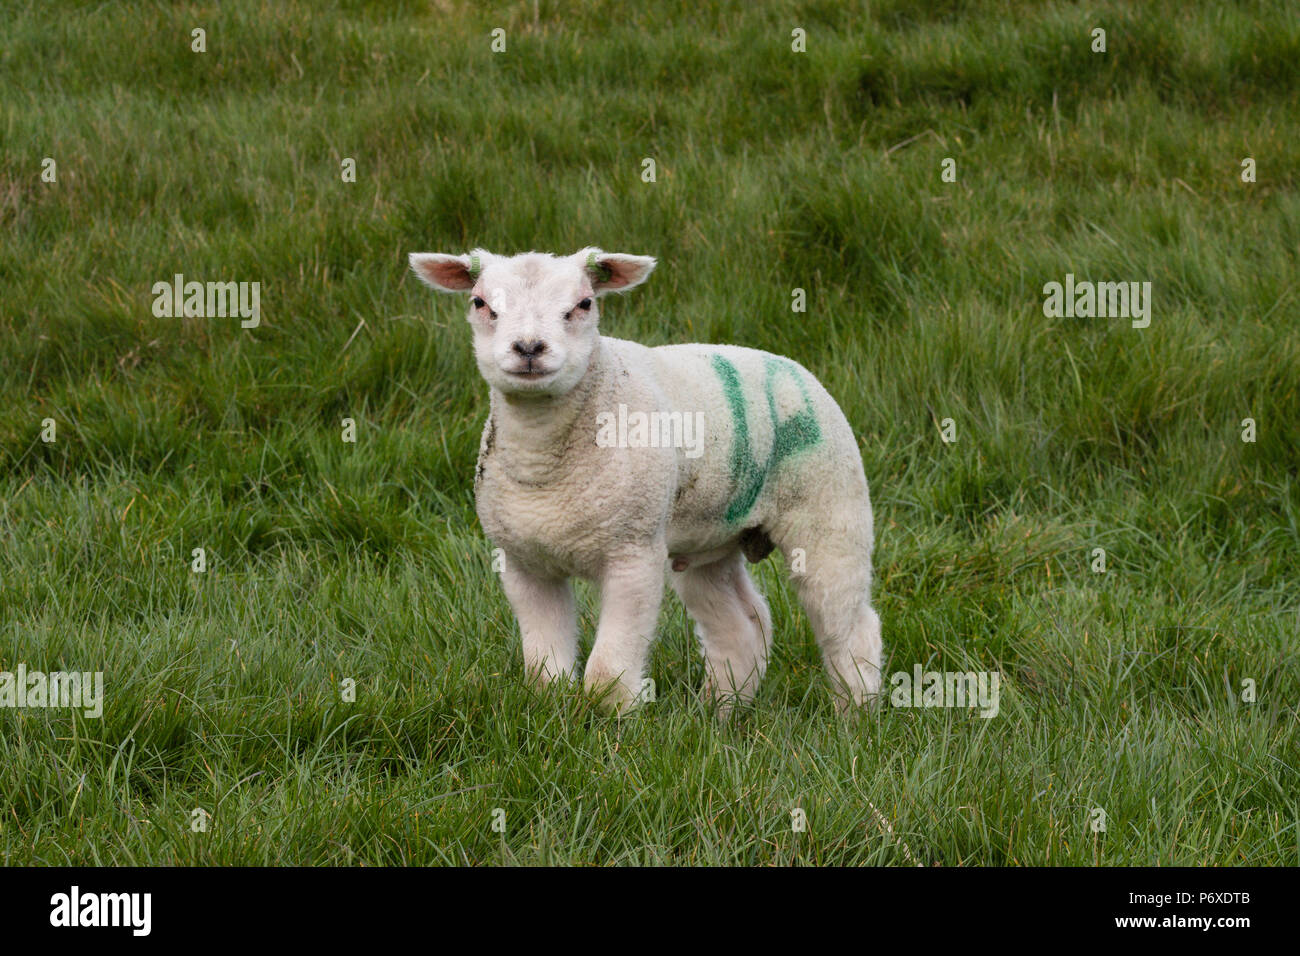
[710,354,822,525]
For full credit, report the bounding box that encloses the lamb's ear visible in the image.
[409,252,479,292]
[579,249,657,295]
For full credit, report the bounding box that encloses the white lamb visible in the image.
[410,247,882,715]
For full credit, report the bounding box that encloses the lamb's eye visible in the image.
[471,296,486,309]
[578,298,592,310]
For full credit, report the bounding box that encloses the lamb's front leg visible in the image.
[499,559,579,685]
[584,544,666,715]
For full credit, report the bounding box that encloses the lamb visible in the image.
[410,247,883,716]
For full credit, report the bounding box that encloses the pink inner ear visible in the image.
[596,258,636,289]
[423,257,474,291]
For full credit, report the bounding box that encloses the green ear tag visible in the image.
[586,252,612,284]
[468,253,481,279]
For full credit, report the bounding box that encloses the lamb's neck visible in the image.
[488,348,608,485]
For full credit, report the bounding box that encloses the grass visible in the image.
[0,0,1297,865]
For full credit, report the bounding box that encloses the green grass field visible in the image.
[1,0,1297,865]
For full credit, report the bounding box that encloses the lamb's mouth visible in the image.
[506,367,555,382]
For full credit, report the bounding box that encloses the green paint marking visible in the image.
[586,251,612,283]
[710,354,822,524]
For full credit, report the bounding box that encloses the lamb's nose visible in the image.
[512,339,546,358]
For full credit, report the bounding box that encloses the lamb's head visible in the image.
[410,247,656,397]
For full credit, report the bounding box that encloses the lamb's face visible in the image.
[409,248,657,399]
[467,254,598,397]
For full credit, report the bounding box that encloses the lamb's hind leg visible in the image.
[778,519,882,712]
[670,550,772,713]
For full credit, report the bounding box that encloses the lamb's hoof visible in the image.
[524,662,579,690]
[702,681,756,722]
[583,672,643,717]
[712,696,741,723]
[832,688,883,718]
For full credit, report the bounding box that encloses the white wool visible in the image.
[411,248,882,715]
